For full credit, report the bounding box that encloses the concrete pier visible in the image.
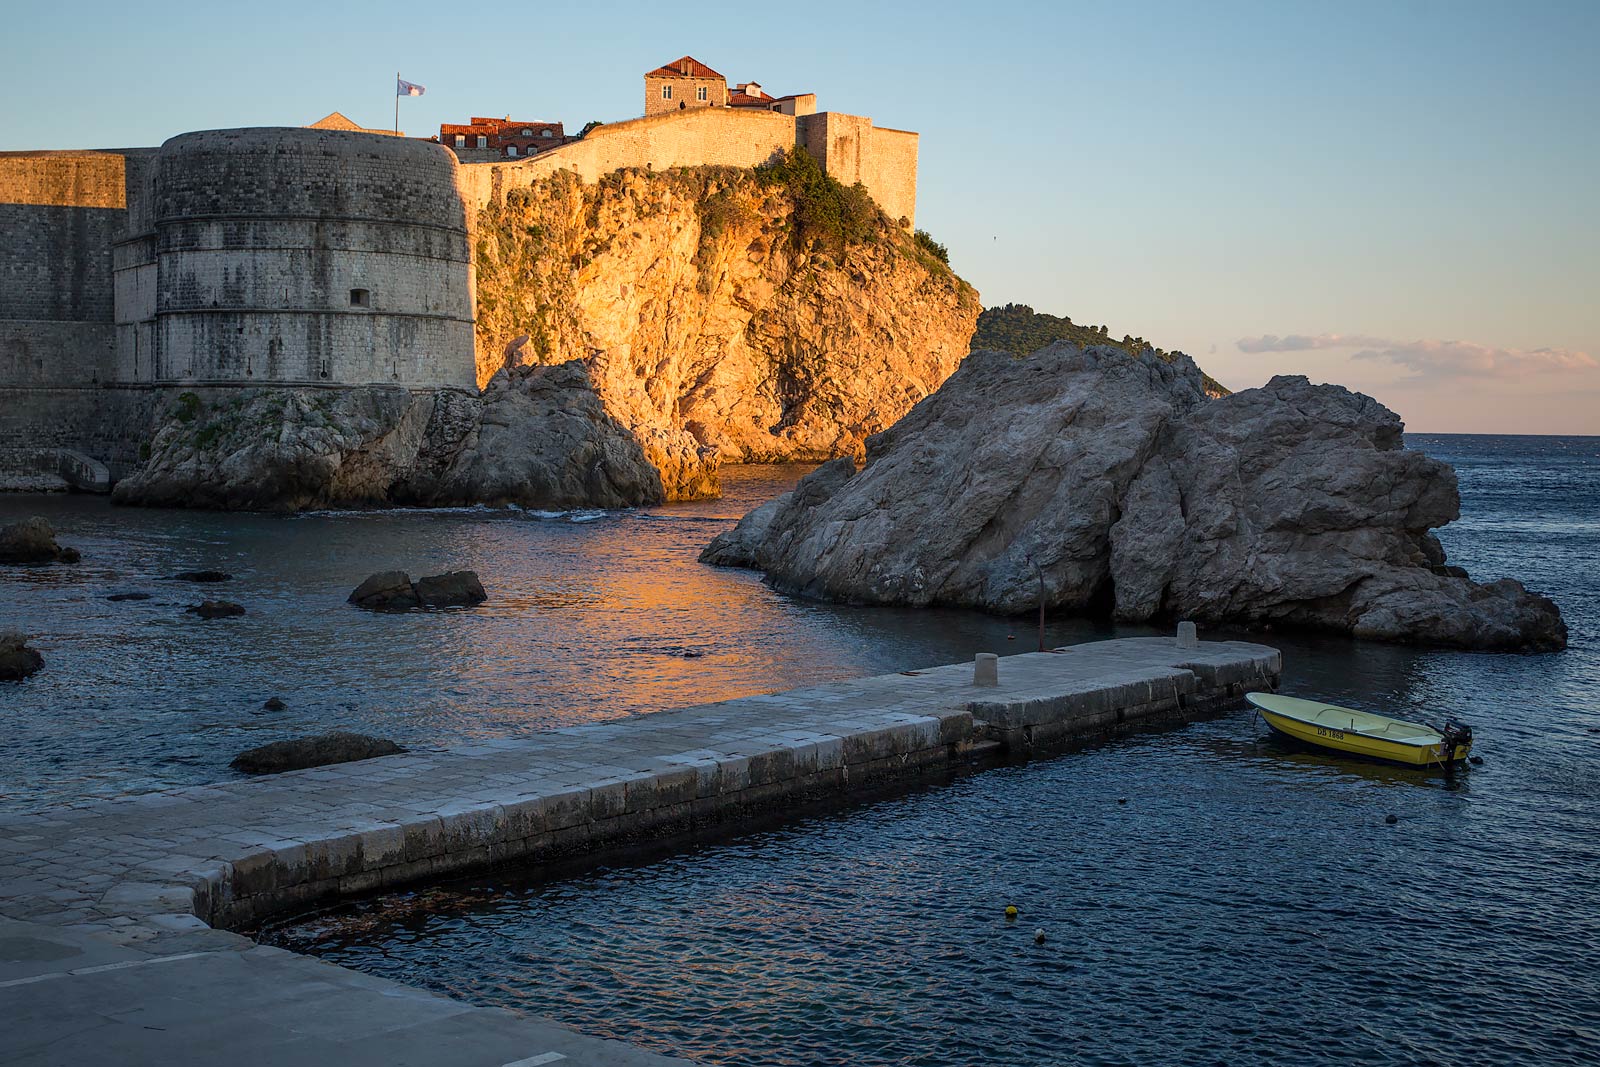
[0,636,1278,1065]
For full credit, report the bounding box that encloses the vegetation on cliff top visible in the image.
[972,303,1229,396]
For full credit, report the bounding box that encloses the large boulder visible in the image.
[349,570,487,611]
[414,570,487,608]
[0,517,80,565]
[703,343,1566,653]
[0,631,43,681]
[230,732,406,774]
[348,570,422,611]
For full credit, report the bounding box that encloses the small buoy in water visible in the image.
[1385,814,1399,825]
[1005,905,1019,920]
[262,697,286,711]
[1469,756,1484,766]
[1117,797,1128,805]
[1007,634,1016,641]
[1034,928,1046,943]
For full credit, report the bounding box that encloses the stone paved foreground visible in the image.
[0,636,1280,1065]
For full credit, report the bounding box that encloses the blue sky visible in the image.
[5,0,1596,433]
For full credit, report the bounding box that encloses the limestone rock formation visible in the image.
[349,569,487,611]
[0,517,80,564]
[0,631,44,681]
[472,161,981,464]
[112,365,707,512]
[703,343,1566,653]
[230,732,406,775]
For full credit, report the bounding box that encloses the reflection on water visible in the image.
[261,434,1598,1067]
[1,465,1132,812]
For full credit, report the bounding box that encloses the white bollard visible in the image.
[973,652,999,687]
[1176,621,1199,649]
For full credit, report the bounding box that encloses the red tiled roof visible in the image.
[646,55,723,79]
[727,93,773,108]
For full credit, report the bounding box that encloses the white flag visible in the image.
[397,77,426,97]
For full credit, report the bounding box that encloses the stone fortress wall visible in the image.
[455,107,919,227]
[141,130,474,390]
[0,131,478,475]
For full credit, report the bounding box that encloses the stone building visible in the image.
[644,57,728,115]
[439,118,569,162]
[644,57,815,117]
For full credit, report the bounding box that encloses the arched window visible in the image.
[506,145,518,157]
[521,128,531,136]
[541,129,553,138]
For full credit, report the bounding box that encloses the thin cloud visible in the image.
[1236,333,1388,353]
[1237,332,1596,378]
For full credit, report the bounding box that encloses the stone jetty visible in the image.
[0,635,1278,1065]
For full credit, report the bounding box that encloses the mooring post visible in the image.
[1028,554,1046,652]
[1176,620,1199,649]
[973,652,999,686]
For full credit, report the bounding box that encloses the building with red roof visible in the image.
[438,117,569,162]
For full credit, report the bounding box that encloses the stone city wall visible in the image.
[453,108,798,207]
[456,108,918,225]
[796,112,919,226]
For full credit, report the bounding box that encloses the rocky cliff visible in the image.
[702,343,1567,652]
[110,364,706,512]
[114,154,979,511]
[473,155,980,464]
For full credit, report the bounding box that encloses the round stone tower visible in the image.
[151,127,475,390]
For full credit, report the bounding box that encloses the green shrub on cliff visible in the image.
[174,391,202,424]
[974,303,1229,396]
[914,229,949,265]
[758,148,879,255]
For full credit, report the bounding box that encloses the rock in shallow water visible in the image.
[168,570,232,583]
[230,732,406,774]
[702,343,1566,653]
[349,570,486,611]
[0,631,44,681]
[187,600,246,620]
[0,517,80,565]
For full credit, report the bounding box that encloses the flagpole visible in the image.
[394,72,399,135]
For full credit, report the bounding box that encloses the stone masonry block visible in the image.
[746,748,796,788]
[589,780,630,821]
[358,825,406,871]
[653,767,697,807]
[536,788,591,831]
[400,815,445,862]
[437,806,503,852]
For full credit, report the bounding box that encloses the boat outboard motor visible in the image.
[1439,719,1473,760]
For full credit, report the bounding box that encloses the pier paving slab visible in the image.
[0,636,1278,1065]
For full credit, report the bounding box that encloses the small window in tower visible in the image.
[697,86,708,102]
[662,84,672,100]
[350,288,371,308]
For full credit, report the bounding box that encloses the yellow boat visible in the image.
[1246,693,1473,767]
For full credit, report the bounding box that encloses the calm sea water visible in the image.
[6,435,1599,1065]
